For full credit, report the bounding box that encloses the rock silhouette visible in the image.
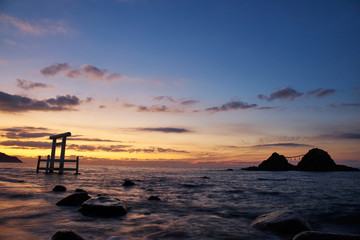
[52,185,67,192]
[243,148,359,171]
[0,152,22,163]
[79,196,127,217]
[56,192,91,206]
[52,229,85,240]
[293,231,360,240]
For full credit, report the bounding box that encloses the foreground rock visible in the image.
[56,192,91,206]
[0,152,22,163]
[52,185,67,192]
[148,195,161,201]
[79,196,127,217]
[297,148,359,171]
[52,229,84,240]
[251,210,312,235]
[293,231,360,240]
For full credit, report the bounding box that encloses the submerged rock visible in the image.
[52,185,67,192]
[56,192,91,206]
[148,195,161,201]
[79,196,127,217]
[122,179,135,187]
[251,210,312,235]
[293,231,360,240]
[52,229,84,240]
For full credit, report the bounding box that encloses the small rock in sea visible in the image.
[52,185,66,192]
[75,188,87,194]
[52,229,84,240]
[148,195,161,201]
[293,231,360,240]
[79,196,127,217]
[122,179,135,187]
[56,192,91,206]
[201,176,210,179]
[251,210,312,235]
[226,168,234,171]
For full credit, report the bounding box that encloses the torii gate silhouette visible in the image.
[36,132,79,174]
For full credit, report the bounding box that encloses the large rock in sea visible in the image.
[243,152,295,171]
[0,152,22,163]
[297,148,359,171]
[293,231,360,240]
[251,210,312,235]
[79,196,127,217]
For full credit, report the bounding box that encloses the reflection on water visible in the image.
[0,163,359,240]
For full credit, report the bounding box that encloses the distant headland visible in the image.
[0,152,23,163]
[243,148,359,171]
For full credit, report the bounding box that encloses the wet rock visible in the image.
[148,195,161,201]
[293,231,360,240]
[201,176,210,179]
[225,168,234,171]
[79,196,127,217]
[75,188,87,194]
[122,179,135,187]
[251,210,312,235]
[52,185,66,192]
[52,229,84,240]
[56,192,91,206]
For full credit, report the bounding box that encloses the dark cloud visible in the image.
[253,143,313,148]
[307,88,335,98]
[205,100,257,112]
[81,64,106,80]
[1,126,52,139]
[16,79,52,90]
[68,137,122,142]
[0,91,81,112]
[0,140,51,149]
[127,147,189,154]
[138,127,191,133]
[152,96,176,102]
[40,63,70,76]
[320,132,360,140]
[258,88,303,101]
[136,104,181,113]
[180,100,198,105]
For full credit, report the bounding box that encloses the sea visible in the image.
[0,163,359,240]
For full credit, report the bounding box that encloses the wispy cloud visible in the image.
[1,127,52,139]
[0,14,68,36]
[16,79,52,90]
[258,87,303,101]
[205,100,257,112]
[152,96,199,105]
[0,91,82,112]
[0,140,51,149]
[137,127,191,133]
[252,143,313,148]
[329,103,360,108]
[307,88,335,98]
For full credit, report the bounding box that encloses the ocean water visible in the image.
[0,163,359,240]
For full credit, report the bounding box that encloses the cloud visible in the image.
[307,88,335,98]
[329,103,360,108]
[136,104,182,113]
[152,96,176,102]
[0,14,68,36]
[69,137,122,142]
[106,73,124,81]
[205,100,257,112]
[138,127,191,133]
[152,96,198,105]
[0,140,51,149]
[40,63,70,76]
[252,143,313,148]
[4,39,17,45]
[66,70,82,78]
[81,64,106,80]
[1,127,52,139]
[258,87,303,101]
[0,91,81,112]
[16,79,52,90]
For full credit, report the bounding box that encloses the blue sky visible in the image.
[0,0,359,167]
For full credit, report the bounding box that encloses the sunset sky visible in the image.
[1,0,359,167]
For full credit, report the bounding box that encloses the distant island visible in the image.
[243,148,359,171]
[0,152,23,163]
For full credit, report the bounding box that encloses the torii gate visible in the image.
[36,132,79,174]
